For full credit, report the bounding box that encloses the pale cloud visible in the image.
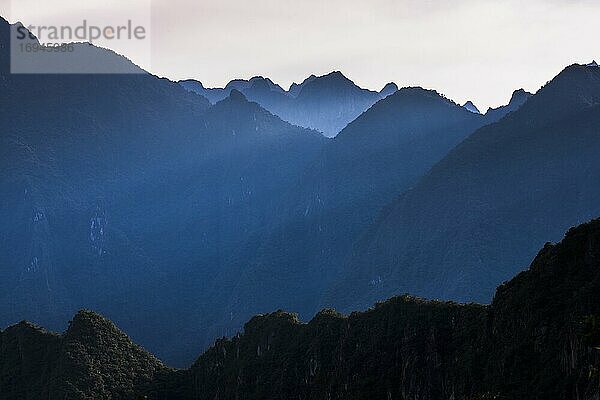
[2,0,599,110]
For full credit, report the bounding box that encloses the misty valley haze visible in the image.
[1,7,600,400]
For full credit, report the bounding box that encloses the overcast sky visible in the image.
[2,0,600,110]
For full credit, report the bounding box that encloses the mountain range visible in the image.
[198,83,533,343]
[180,72,397,137]
[1,12,600,379]
[2,219,600,399]
[0,16,326,366]
[220,87,490,330]
[329,62,600,312]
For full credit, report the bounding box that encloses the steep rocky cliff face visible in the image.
[3,220,600,399]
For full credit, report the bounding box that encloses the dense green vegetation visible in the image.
[0,311,167,399]
[148,218,600,399]
[3,219,600,399]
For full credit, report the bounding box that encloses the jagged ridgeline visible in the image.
[2,219,600,399]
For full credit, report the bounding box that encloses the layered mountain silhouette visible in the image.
[462,100,481,114]
[0,14,540,366]
[179,76,286,104]
[484,88,533,122]
[330,63,600,311]
[200,82,535,352]
[180,71,398,137]
[0,17,326,366]
[217,87,490,334]
[3,219,600,399]
[2,12,598,377]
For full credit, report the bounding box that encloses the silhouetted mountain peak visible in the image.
[251,76,285,93]
[336,85,482,145]
[222,76,285,95]
[66,309,124,341]
[326,70,346,78]
[554,63,600,84]
[224,79,250,91]
[206,87,325,142]
[3,320,53,337]
[288,74,317,97]
[587,60,599,68]
[385,86,460,108]
[396,86,436,96]
[0,310,166,398]
[483,88,532,122]
[243,310,300,337]
[296,71,366,96]
[380,82,398,97]
[249,77,271,91]
[509,88,532,103]
[179,79,204,89]
[318,70,355,86]
[507,88,533,109]
[516,63,600,119]
[227,88,248,102]
[463,100,481,114]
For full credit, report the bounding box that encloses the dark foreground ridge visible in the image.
[3,220,600,399]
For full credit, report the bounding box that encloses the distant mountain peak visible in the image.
[179,79,204,89]
[295,74,317,84]
[483,88,533,122]
[249,77,272,91]
[228,88,248,102]
[225,79,251,91]
[296,71,376,99]
[534,63,600,111]
[386,86,454,105]
[509,88,533,103]
[380,82,399,97]
[463,101,481,114]
[288,74,318,97]
[316,71,355,86]
[327,70,347,78]
[587,60,599,67]
[250,76,284,91]
[221,76,285,94]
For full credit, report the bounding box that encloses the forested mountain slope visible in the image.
[4,219,600,399]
